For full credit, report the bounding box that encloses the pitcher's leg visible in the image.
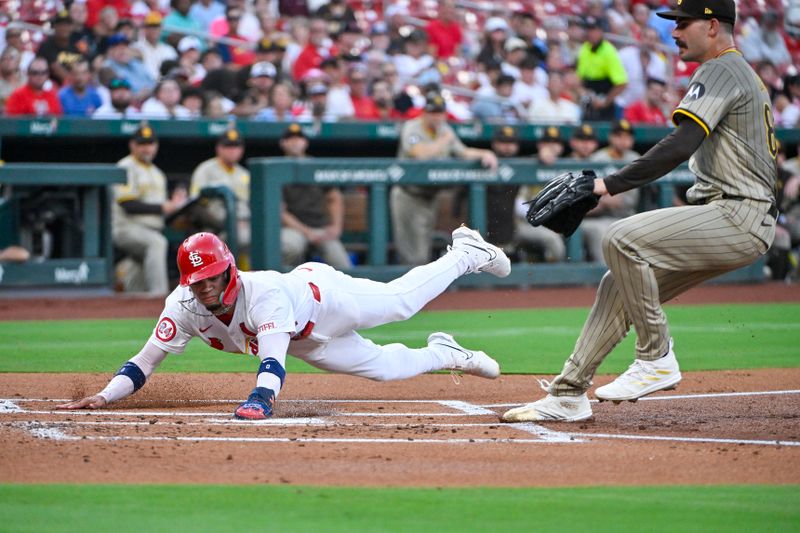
[549,270,631,395]
[603,205,764,360]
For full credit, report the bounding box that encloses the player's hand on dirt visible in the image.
[57,395,107,410]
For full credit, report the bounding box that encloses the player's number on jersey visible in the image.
[764,104,778,159]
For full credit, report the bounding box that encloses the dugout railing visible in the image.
[248,157,765,288]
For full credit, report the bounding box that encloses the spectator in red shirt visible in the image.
[348,67,379,119]
[292,17,336,81]
[425,0,463,59]
[623,77,667,125]
[5,58,63,116]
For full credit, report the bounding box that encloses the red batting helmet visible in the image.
[177,232,240,306]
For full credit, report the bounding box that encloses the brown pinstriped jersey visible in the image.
[672,49,778,205]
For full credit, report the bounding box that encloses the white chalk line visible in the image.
[12,424,798,448]
[484,389,800,407]
[7,388,800,409]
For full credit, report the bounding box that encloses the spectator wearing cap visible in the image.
[255,82,304,121]
[234,37,288,97]
[0,47,25,113]
[132,12,178,81]
[175,36,208,86]
[92,78,142,118]
[425,0,463,59]
[393,29,435,87]
[279,124,353,270]
[391,91,499,265]
[300,81,336,121]
[113,125,187,295]
[233,60,277,117]
[190,128,251,251]
[476,17,510,69]
[471,74,520,123]
[68,1,97,60]
[189,0,226,33]
[515,126,567,263]
[140,78,192,118]
[500,37,529,80]
[214,6,257,66]
[740,10,792,69]
[575,15,628,121]
[528,70,581,124]
[59,59,102,116]
[292,17,335,81]
[3,26,35,73]
[37,10,86,86]
[623,77,668,125]
[369,22,391,55]
[5,58,63,116]
[615,26,668,111]
[483,125,522,249]
[162,0,203,50]
[104,33,156,98]
[583,119,641,264]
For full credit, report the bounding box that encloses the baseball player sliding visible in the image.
[59,227,509,419]
[504,0,778,422]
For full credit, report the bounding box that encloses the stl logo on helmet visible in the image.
[188,251,204,268]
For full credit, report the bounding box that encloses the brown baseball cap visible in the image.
[610,119,634,136]
[572,124,597,141]
[218,128,244,147]
[657,0,736,25]
[493,125,519,143]
[539,126,563,144]
[132,124,157,144]
[282,123,307,140]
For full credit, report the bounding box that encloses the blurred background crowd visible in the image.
[1,0,799,126]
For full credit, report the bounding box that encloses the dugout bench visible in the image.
[0,163,125,287]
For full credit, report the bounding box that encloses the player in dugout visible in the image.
[59,228,509,419]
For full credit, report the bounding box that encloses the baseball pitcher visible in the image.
[505,0,777,422]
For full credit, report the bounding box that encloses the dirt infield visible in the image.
[1,282,798,487]
[1,371,799,487]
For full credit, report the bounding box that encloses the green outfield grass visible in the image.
[0,484,798,532]
[0,303,797,374]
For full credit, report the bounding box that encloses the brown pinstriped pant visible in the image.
[550,199,775,396]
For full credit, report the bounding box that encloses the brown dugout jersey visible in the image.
[672,49,778,206]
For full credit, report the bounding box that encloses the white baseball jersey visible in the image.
[149,270,320,360]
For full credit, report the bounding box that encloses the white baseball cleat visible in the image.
[450,225,511,278]
[428,332,500,379]
[594,339,681,403]
[502,392,592,422]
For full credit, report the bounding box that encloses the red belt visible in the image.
[291,282,321,340]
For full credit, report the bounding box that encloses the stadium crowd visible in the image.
[1,0,799,290]
[0,0,798,125]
